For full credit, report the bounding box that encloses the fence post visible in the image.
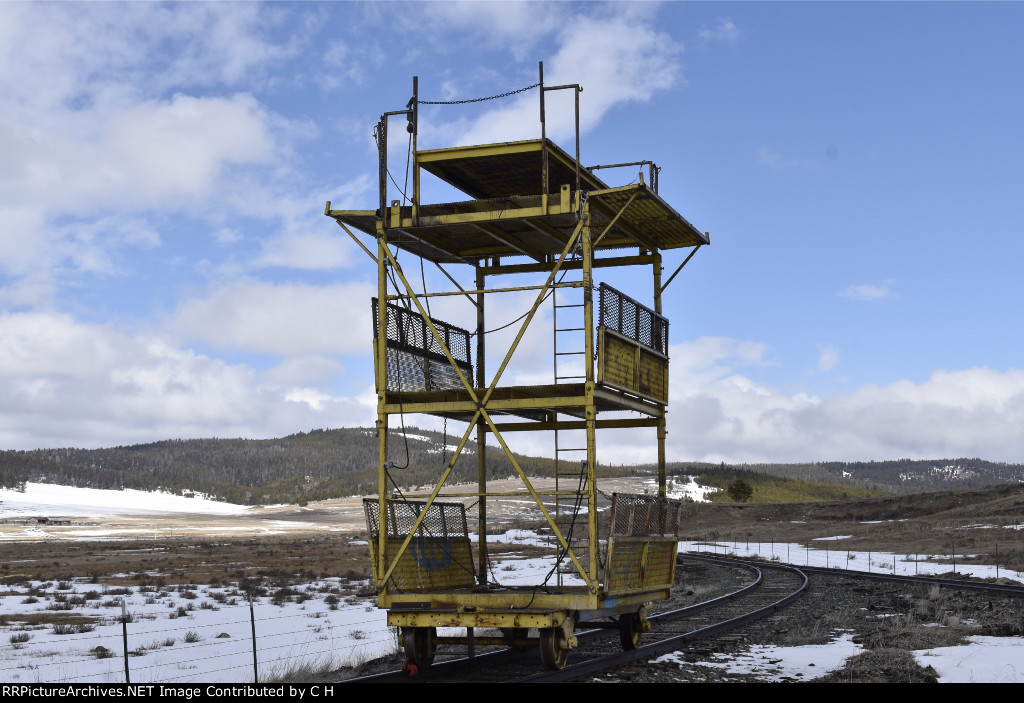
[250,594,258,683]
[121,600,130,684]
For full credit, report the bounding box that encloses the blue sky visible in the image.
[1,1,1022,464]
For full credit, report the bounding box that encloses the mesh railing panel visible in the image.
[598,284,668,354]
[364,498,469,540]
[609,493,682,538]
[372,299,472,392]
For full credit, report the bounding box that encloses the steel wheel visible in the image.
[618,613,642,651]
[402,626,436,670]
[539,627,568,670]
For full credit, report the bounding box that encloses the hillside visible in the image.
[3,426,1022,506]
[0,427,643,506]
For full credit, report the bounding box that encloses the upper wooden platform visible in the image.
[327,139,708,265]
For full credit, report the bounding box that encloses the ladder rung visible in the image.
[555,375,585,380]
[555,351,584,356]
[555,327,584,332]
[556,448,587,452]
[554,303,584,309]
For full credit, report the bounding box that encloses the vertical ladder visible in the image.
[552,285,588,584]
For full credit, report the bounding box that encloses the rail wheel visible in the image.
[539,627,569,670]
[402,626,436,670]
[618,613,642,650]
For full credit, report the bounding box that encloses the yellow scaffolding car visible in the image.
[325,64,708,671]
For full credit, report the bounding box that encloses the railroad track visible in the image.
[341,553,1024,683]
[342,555,808,683]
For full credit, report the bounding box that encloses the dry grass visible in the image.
[813,648,939,683]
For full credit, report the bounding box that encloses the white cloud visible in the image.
[818,344,840,372]
[651,339,1024,464]
[698,17,740,45]
[0,311,375,450]
[172,279,376,356]
[432,7,683,147]
[839,280,898,301]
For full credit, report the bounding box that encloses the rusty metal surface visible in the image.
[417,139,607,199]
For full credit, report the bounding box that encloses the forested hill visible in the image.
[654,458,1024,495]
[2,427,1022,505]
[0,427,642,506]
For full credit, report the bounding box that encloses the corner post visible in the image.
[582,201,599,583]
[476,264,488,585]
[654,252,666,497]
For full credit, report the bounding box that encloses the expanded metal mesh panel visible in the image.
[364,498,469,540]
[599,284,668,354]
[604,539,678,593]
[372,299,472,392]
[609,493,683,538]
[364,500,475,592]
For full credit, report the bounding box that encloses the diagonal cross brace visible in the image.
[376,218,596,590]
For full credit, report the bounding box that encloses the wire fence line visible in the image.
[0,589,394,684]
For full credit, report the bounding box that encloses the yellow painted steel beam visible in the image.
[329,214,377,264]
[383,395,590,414]
[386,225,470,262]
[386,281,582,300]
[659,244,702,296]
[432,260,478,308]
[391,490,596,499]
[415,139,541,162]
[470,221,546,262]
[478,218,586,406]
[592,387,665,415]
[490,417,661,432]
[520,217,571,247]
[389,611,570,630]
[481,411,596,591]
[591,189,639,248]
[587,197,661,253]
[410,203,572,228]
[375,409,481,591]
[479,253,657,277]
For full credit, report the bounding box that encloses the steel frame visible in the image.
[324,63,707,638]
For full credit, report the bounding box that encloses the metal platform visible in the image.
[325,65,708,671]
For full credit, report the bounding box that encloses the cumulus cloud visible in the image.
[0,311,375,450]
[839,280,898,301]
[698,18,740,46]
[641,339,1024,464]
[172,279,376,356]
[818,344,840,372]
[428,6,683,147]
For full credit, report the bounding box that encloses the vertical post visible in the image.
[653,252,666,497]
[121,601,130,684]
[476,265,488,586]
[582,201,599,584]
[574,85,581,203]
[539,61,548,213]
[376,217,390,591]
[249,594,258,683]
[411,76,419,225]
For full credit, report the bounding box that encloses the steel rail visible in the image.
[520,559,808,683]
[338,557,771,683]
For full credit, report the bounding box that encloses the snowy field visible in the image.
[2,482,1022,682]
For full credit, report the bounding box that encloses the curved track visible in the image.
[342,555,808,683]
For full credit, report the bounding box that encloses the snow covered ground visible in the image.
[1,482,1022,682]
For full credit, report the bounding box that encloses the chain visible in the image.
[420,82,540,105]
